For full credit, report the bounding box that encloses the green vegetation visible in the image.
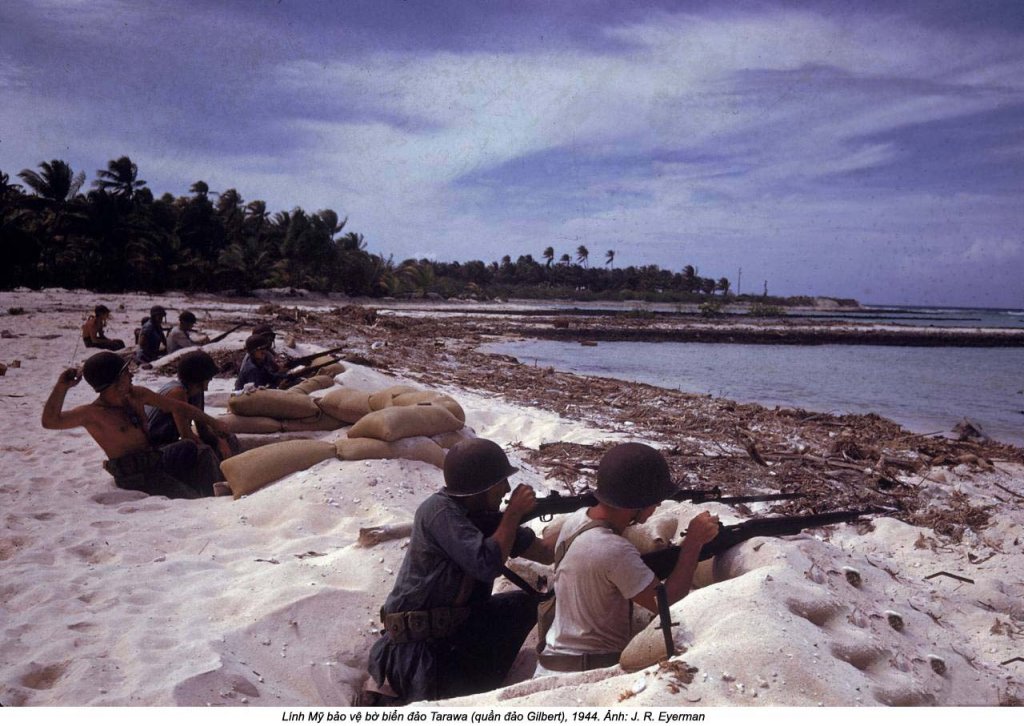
[699,299,724,317]
[747,302,786,317]
[2,155,775,303]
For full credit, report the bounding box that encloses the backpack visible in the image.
[536,518,612,653]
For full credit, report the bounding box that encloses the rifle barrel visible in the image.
[642,508,877,578]
[524,488,803,523]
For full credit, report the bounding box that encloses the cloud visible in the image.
[2,2,1023,306]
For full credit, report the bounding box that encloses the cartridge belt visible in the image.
[381,606,471,643]
[103,449,163,479]
[537,651,621,672]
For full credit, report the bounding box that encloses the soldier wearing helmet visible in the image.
[41,350,232,499]
[364,438,555,705]
[135,305,169,364]
[166,310,209,354]
[535,443,719,674]
[234,333,287,390]
[146,350,240,460]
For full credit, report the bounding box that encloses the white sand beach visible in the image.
[1,289,1022,710]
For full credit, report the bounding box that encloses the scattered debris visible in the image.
[923,571,975,584]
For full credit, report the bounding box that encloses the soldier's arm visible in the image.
[519,524,557,565]
[632,511,719,613]
[41,369,93,430]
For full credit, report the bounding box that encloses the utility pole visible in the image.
[737,267,742,296]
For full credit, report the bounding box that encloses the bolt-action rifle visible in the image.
[641,508,879,578]
[206,323,247,345]
[521,486,804,524]
[469,507,879,599]
[284,344,346,369]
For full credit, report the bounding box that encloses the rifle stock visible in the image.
[641,509,878,579]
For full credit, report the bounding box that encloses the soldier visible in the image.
[535,443,719,674]
[364,439,554,704]
[166,310,209,354]
[136,305,169,363]
[146,350,240,461]
[42,351,230,499]
[234,333,288,390]
[81,304,125,350]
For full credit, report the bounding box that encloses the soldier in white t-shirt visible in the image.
[536,443,720,674]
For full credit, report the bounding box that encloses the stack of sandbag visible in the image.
[220,439,338,498]
[368,384,466,424]
[220,388,344,434]
[333,383,471,469]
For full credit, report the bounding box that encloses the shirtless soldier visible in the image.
[42,351,230,499]
[81,304,125,350]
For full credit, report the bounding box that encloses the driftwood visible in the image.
[243,303,1023,544]
[358,523,413,547]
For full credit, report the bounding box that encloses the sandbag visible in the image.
[316,388,373,424]
[348,403,463,442]
[336,436,445,469]
[431,427,476,450]
[309,354,338,369]
[280,411,345,432]
[216,413,284,435]
[221,439,337,499]
[288,375,335,395]
[368,385,421,411]
[318,362,346,377]
[392,391,466,423]
[619,620,676,672]
[228,389,319,419]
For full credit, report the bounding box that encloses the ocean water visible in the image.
[483,340,1024,447]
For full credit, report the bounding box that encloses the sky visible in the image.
[1,0,1023,308]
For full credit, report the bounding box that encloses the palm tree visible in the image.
[94,156,146,200]
[605,249,615,268]
[559,253,571,265]
[18,160,86,282]
[576,245,589,267]
[18,160,84,203]
[0,170,25,201]
[542,246,555,267]
[682,265,697,293]
[189,180,210,198]
[338,231,366,252]
[716,277,731,296]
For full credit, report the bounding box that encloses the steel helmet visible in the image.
[177,350,219,386]
[595,442,676,509]
[245,333,274,353]
[83,351,130,392]
[443,438,519,497]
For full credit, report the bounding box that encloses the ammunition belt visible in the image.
[381,606,471,644]
[103,449,163,479]
[537,651,621,672]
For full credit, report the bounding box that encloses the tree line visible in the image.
[2,156,743,302]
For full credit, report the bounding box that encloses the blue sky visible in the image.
[2,0,1022,307]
